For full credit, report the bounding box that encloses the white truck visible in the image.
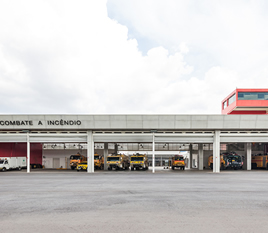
[0,157,27,172]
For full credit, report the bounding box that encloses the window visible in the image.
[238,92,268,100]
[131,157,143,161]
[223,101,227,109]
[228,94,236,105]
[107,157,120,161]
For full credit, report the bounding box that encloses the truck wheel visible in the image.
[2,167,6,172]
[77,169,80,172]
[18,167,22,171]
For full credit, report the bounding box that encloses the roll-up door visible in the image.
[220,133,268,143]
[93,134,153,143]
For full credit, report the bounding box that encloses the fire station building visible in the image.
[1,88,268,173]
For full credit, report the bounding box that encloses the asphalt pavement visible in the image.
[1,169,268,233]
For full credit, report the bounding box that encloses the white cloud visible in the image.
[0,0,267,114]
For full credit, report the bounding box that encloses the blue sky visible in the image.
[0,0,267,114]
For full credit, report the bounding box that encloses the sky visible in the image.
[0,0,267,114]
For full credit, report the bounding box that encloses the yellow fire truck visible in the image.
[70,153,86,170]
[208,153,228,170]
[252,154,268,169]
[106,154,130,170]
[130,153,149,171]
[94,154,104,170]
[171,155,185,170]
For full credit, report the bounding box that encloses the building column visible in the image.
[198,144,203,170]
[213,130,220,173]
[114,143,118,155]
[104,142,108,171]
[152,132,155,173]
[87,130,94,173]
[189,144,193,168]
[247,142,252,170]
[27,132,30,173]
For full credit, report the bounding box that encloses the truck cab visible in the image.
[171,155,185,170]
[70,153,86,170]
[130,153,149,171]
[106,154,129,170]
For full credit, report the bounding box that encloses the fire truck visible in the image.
[94,154,104,170]
[208,153,228,170]
[225,152,243,169]
[251,154,268,169]
[106,154,129,170]
[171,155,185,170]
[69,153,86,170]
[130,153,149,171]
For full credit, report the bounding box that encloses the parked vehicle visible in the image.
[76,161,87,171]
[107,154,129,170]
[208,152,243,170]
[251,154,268,169]
[94,154,104,170]
[171,155,185,170]
[208,153,228,170]
[0,157,26,172]
[130,153,149,171]
[226,152,243,169]
[70,153,86,170]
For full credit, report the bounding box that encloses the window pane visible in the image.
[238,92,268,100]
[228,94,236,105]
[223,101,227,109]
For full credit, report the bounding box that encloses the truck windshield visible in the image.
[107,157,120,161]
[131,157,143,161]
[174,156,184,161]
[70,155,81,160]
[0,160,4,164]
[79,162,87,165]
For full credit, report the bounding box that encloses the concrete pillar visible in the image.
[87,130,94,173]
[104,142,108,171]
[27,132,30,173]
[114,143,118,155]
[213,130,220,173]
[198,144,204,170]
[152,132,155,173]
[247,143,252,170]
[189,144,193,168]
